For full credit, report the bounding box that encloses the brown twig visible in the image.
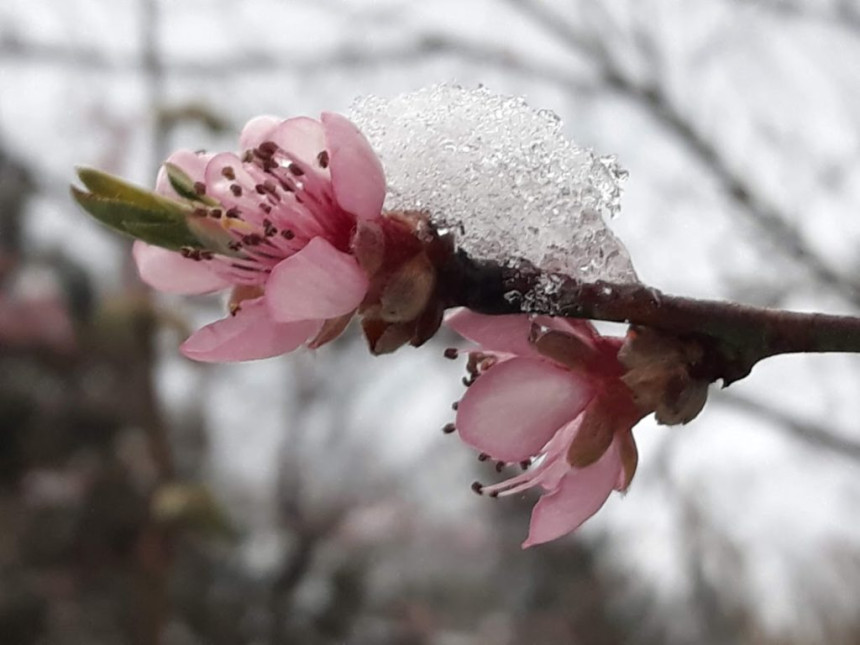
[442,252,860,385]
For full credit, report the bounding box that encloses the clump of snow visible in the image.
[349,84,638,283]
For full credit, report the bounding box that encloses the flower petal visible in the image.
[321,112,386,220]
[445,310,539,357]
[155,150,212,198]
[266,237,368,322]
[266,116,328,169]
[133,241,230,294]
[180,297,320,362]
[239,115,280,151]
[522,438,622,548]
[456,357,595,462]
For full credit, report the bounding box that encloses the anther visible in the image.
[488,490,499,499]
[317,150,329,168]
[495,461,505,473]
[451,401,459,411]
[221,166,236,180]
[281,229,295,240]
[477,453,489,462]
[470,481,484,495]
[258,141,278,157]
[519,460,531,471]
[442,423,456,434]
[288,163,305,177]
[209,208,222,219]
[242,234,263,246]
[443,347,459,359]
[230,184,243,197]
[192,207,208,218]
[193,182,206,195]
[225,207,241,219]
[259,203,272,214]
[242,150,254,163]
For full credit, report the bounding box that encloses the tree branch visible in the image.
[442,252,860,384]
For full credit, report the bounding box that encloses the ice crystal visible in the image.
[349,84,637,283]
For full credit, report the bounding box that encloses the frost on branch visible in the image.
[350,84,637,285]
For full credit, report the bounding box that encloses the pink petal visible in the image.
[266,116,328,169]
[522,438,623,548]
[535,315,599,344]
[155,150,213,198]
[321,112,386,220]
[265,237,368,323]
[456,357,595,462]
[180,297,320,362]
[238,115,280,151]
[133,241,230,294]
[445,310,539,357]
[203,152,267,216]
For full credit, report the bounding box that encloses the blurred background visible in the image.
[2,1,860,643]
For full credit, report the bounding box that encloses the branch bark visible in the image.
[442,251,860,385]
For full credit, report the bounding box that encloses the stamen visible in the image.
[442,423,456,434]
[225,207,241,219]
[316,150,329,168]
[221,166,236,180]
[443,347,459,359]
[495,461,505,473]
[263,219,278,237]
[259,203,272,214]
[288,163,305,177]
[471,481,484,495]
[477,453,489,462]
[451,401,459,411]
[242,234,264,246]
[230,184,243,197]
[258,141,278,157]
[281,229,295,240]
[242,150,254,163]
[210,208,222,219]
[193,182,206,196]
[520,460,531,471]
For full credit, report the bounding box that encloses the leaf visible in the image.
[76,166,188,214]
[164,162,218,205]
[71,186,203,250]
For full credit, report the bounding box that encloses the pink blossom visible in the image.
[447,309,643,548]
[134,113,386,362]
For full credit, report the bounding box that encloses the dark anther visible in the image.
[193,181,207,195]
[180,247,203,261]
[288,163,305,177]
[488,490,499,499]
[442,423,456,434]
[255,184,267,195]
[200,250,215,260]
[519,460,531,471]
[462,376,473,387]
[209,208,222,219]
[443,347,459,359]
[258,141,278,157]
[477,453,489,462]
[221,166,236,180]
[230,184,243,197]
[281,229,295,240]
[225,207,241,219]
[242,234,263,246]
[191,207,208,218]
[228,241,242,251]
[495,462,505,473]
[470,481,484,495]
[242,150,254,163]
[317,150,330,168]
[451,401,459,411]
[263,219,278,237]
[259,203,272,214]
[263,158,278,172]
